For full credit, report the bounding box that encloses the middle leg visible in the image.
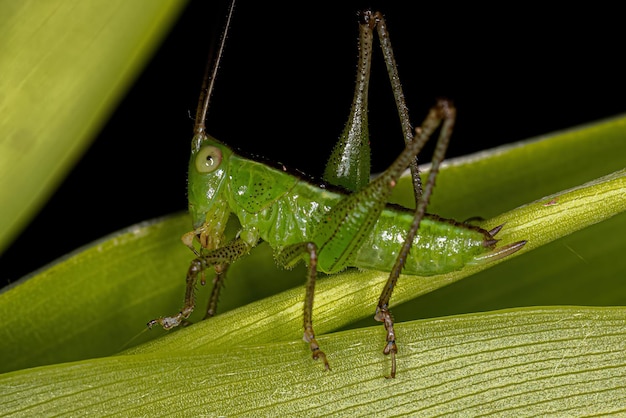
[276,241,330,371]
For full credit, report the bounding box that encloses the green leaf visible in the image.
[1,113,625,414]
[2,308,626,415]
[0,0,187,254]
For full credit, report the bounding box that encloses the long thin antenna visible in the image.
[194,0,236,136]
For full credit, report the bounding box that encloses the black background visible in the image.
[2,1,624,287]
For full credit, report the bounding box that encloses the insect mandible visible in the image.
[148,3,527,378]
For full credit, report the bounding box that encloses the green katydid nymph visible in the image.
[148,4,527,378]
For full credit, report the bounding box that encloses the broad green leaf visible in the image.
[0,0,187,254]
[2,307,625,416]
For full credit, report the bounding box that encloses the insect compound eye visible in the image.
[195,145,223,173]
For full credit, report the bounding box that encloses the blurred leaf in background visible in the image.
[0,0,187,253]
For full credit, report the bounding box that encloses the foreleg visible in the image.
[203,263,230,319]
[148,238,251,330]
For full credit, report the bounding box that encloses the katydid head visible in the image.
[187,133,233,249]
[185,1,236,249]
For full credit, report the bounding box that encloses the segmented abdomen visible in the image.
[353,208,492,275]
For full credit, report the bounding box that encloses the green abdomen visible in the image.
[353,209,491,275]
